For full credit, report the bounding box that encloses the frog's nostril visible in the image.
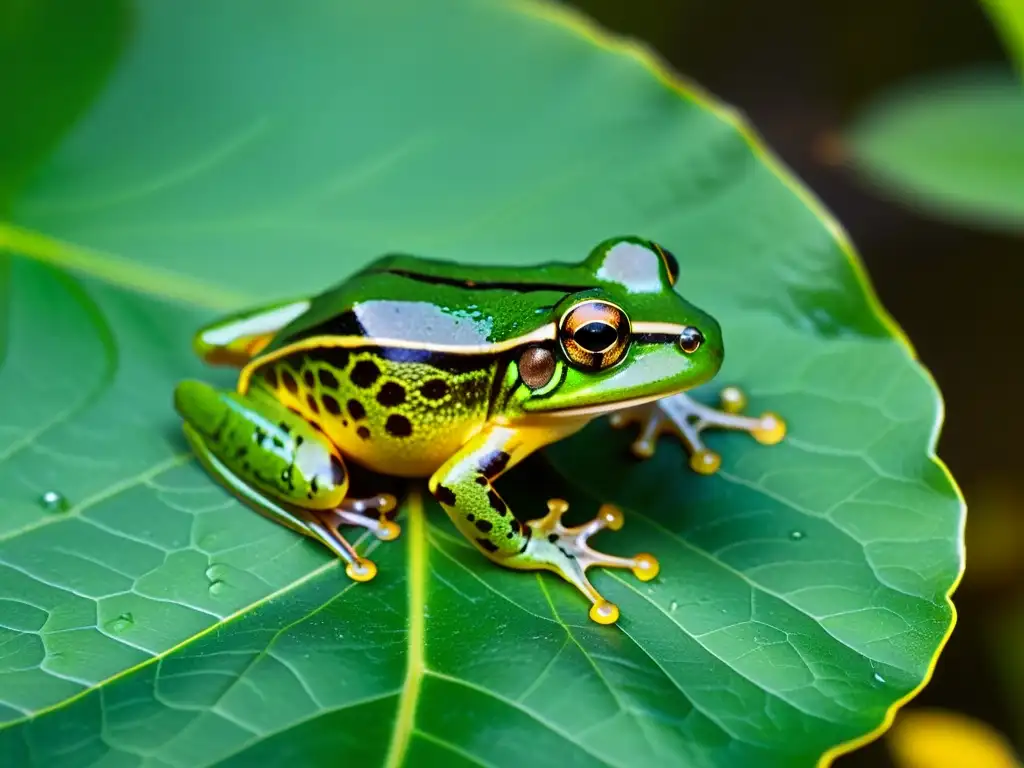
[678,327,704,354]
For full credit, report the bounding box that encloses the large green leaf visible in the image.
[845,68,1024,232]
[0,0,964,766]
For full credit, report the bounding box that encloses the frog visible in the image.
[174,236,785,625]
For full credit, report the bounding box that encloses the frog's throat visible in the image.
[526,389,689,420]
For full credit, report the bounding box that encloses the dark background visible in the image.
[564,0,1023,764]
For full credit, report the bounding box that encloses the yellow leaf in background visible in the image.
[889,709,1022,768]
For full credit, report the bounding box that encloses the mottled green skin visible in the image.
[175,236,732,622]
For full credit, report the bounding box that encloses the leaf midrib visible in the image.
[383,490,426,768]
[0,222,248,310]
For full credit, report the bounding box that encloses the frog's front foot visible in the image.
[520,499,659,625]
[609,386,786,474]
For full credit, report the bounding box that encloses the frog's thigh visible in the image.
[192,298,311,367]
[175,380,377,579]
[428,423,658,625]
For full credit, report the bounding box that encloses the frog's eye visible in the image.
[678,326,705,354]
[558,300,631,371]
[652,242,680,286]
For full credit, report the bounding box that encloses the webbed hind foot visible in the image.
[175,379,396,583]
[323,494,401,543]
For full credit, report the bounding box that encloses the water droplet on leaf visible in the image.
[790,530,805,540]
[873,672,886,684]
[669,601,679,612]
[39,491,70,513]
[205,564,228,594]
[107,612,134,633]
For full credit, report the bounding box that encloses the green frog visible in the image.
[174,236,785,624]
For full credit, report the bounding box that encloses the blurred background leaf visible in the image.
[0,0,129,212]
[841,0,1024,233]
[843,67,1024,233]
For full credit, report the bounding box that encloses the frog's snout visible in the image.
[173,379,227,436]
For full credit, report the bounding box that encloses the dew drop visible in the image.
[789,530,805,541]
[39,491,70,513]
[669,601,679,613]
[873,672,886,684]
[205,564,228,595]
[107,612,134,633]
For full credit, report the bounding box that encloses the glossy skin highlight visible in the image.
[174,236,786,624]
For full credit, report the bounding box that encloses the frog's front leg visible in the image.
[609,386,786,474]
[192,298,312,367]
[174,380,399,581]
[428,423,658,625]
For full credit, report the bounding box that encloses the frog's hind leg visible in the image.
[175,380,398,581]
[193,298,311,367]
[609,386,786,474]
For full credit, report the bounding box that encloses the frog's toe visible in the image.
[523,499,660,625]
[330,494,404,542]
[611,388,787,473]
[689,449,722,475]
[345,558,378,583]
[303,513,377,577]
[609,403,668,460]
[718,385,747,414]
[752,412,787,445]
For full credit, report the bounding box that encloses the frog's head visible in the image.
[515,236,723,418]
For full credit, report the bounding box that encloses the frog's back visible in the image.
[262,253,599,353]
